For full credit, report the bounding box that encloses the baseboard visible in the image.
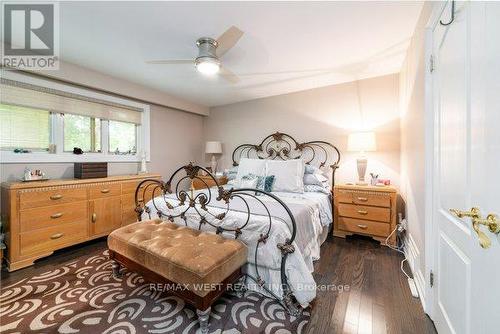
[403,233,426,310]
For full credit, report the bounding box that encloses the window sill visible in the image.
[0,151,149,163]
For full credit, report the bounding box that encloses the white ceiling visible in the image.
[60,1,423,107]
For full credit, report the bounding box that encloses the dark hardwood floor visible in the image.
[1,235,436,334]
[307,235,436,334]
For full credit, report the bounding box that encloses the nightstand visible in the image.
[192,175,228,190]
[333,184,398,246]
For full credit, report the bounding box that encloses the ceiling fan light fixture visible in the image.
[195,57,220,75]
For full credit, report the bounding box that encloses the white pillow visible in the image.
[235,158,266,184]
[265,159,305,193]
[239,174,259,188]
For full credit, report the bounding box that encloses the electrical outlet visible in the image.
[397,219,408,232]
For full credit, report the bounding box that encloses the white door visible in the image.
[432,1,500,334]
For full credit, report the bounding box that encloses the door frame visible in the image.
[422,0,450,320]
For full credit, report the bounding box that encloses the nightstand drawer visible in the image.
[192,176,227,190]
[337,190,391,207]
[337,203,391,223]
[338,217,390,237]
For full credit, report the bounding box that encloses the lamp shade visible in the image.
[205,141,222,154]
[347,132,376,152]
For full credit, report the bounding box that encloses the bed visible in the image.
[135,132,340,314]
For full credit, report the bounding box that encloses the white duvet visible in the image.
[142,187,332,307]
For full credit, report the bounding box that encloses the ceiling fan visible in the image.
[146,26,244,83]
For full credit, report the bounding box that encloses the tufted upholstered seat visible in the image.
[108,219,247,297]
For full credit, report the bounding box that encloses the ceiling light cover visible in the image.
[196,57,220,75]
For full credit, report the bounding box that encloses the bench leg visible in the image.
[111,260,122,278]
[196,307,210,334]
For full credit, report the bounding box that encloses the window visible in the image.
[0,75,150,163]
[0,104,51,151]
[63,114,101,152]
[109,120,137,154]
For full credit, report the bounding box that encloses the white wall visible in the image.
[204,74,401,187]
[399,2,434,307]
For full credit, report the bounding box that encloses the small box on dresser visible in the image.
[74,162,108,179]
[333,184,398,246]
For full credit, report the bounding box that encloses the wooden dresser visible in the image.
[1,173,160,271]
[333,184,398,246]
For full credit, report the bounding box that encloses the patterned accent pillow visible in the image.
[256,175,275,192]
[224,166,239,181]
[304,184,331,194]
[240,173,259,188]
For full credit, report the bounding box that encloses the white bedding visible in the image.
[142,187,332,307]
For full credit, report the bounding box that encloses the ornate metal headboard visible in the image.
[232,132,341,188]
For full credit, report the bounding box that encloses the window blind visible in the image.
[0,79,142,124]
[0,104,50,150]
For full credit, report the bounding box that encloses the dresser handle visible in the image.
[50,213,63,219]
[357,197,368,202]
[357,224,368,230]
[357,210,368,215]
[100,189,110,194]
[50,194,63,200]
[92,213,97,223]
[50,233,63,239]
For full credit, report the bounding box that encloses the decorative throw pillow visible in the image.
[256,175,275,192]
[224,166,239,181]
[304,164,322,175]
[303,173,328,186]
[239,173,259,188]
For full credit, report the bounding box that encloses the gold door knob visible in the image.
[92,213,97,223]
[449,207,480,219]
[450,207,499,249]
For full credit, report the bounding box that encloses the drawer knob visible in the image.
[357,224,368,230]
[92,213,97,223]
[50,212,63,219]
[357,197,368,202]
[100,189,110,194]
[50,194,63,200]
[357,210,368,215]
[50,233,63,239]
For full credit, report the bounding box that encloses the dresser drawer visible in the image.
[122,180,145,194]
[20,202,88,232]
[20,221,88,256]
[337,190,391,207]
[20,188,87,209]
[337,203,391,223]
[89,183,121,199]
[338,217,390,237]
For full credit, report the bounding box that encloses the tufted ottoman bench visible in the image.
[107,219,247,334]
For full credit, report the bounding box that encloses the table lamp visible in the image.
[347,131,376,185]
[205,141,222,174]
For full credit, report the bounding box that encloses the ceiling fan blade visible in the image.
[216,26,244,57]
[145,60,193,65]
[220,66,240,84]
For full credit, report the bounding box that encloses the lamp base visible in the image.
[210,155,217,174]
[356,157,368,185]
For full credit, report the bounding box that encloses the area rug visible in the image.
[0,249,309,333]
